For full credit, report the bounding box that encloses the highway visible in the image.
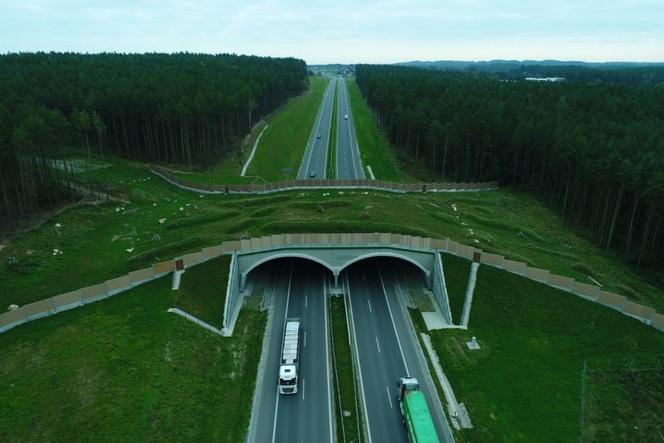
[297,78,336,179]
[345,259,454,443]
[247,260,333,443]
[336,77,365,179]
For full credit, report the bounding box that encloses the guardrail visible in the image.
[150,164,499,194]
[2,233,663,335]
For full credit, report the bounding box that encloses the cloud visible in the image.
[1,0,663,62]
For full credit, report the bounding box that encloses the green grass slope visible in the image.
[431,264,664,442]
[176,254,231,328]
[0,276,265,442]
[247,76,329,180]
[346,78,407,181]
[2,155,663,314]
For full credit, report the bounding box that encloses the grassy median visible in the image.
[330,295,362,443]
[0,276,266,442]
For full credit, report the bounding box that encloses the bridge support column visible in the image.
[330,270,342,295]
[240,272,247,293]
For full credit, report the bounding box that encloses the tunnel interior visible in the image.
[245,257,335,298]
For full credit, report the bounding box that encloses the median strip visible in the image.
[329,294,362,442]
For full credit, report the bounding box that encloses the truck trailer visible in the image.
[397,377,439,443]
[278,318,301,395]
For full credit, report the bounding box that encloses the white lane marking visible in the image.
[305,295,308,308]
[323,271,334,442]
[345,275,373,443]
[271,262,294,443]
[367,298,372,312]
[302,377,306,400]
[375,336,381,353]
[304,329,307,347]
[386,386,393,409]
[376,262,410,375]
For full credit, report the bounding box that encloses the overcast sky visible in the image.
[1,0,663,64]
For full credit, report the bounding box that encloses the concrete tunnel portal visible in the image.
[240,250,433,293]
[223,244,453,333]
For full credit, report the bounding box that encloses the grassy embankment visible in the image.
[2,155,663,315]
[329,296,361,442]
[345,78,408,182]
[167,122,264,186]
[175,254,230,328]
[424,258,664,442]
[168,76,329,184]
[246,76,329,181]
[0,275,266,442]
[441,253,471,323]
[327,83,338,179]
[2,153,664,441]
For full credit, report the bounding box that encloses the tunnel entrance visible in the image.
[245,257,335,304]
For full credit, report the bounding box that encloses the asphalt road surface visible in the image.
[247,260,333,443]
[345,259,454,443]
[297,78,336,180]
[336,77,365,179]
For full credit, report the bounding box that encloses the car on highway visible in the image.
[309,170,317,178]
[344,114,348,119]
[317,134,322,139]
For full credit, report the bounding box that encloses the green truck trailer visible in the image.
[397,377,440,443]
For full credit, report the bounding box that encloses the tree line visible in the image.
[355,65,664,270]
[400,60,664,85]
[0,52,308,223]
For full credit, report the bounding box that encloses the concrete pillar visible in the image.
[240,272,247,293]
[330,270,342,295]
[460,262,480,328]
[425,271,433,289]
[171,270,184,290]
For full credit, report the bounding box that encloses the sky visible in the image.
[1,0,664,64]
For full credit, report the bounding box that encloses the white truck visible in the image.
[278,318,301,395]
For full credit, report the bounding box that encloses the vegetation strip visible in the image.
[0,275,267,441]
[329,295,362,442]
[247,76,330,180]
[428,263,664,441]
[345,78,405,182]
